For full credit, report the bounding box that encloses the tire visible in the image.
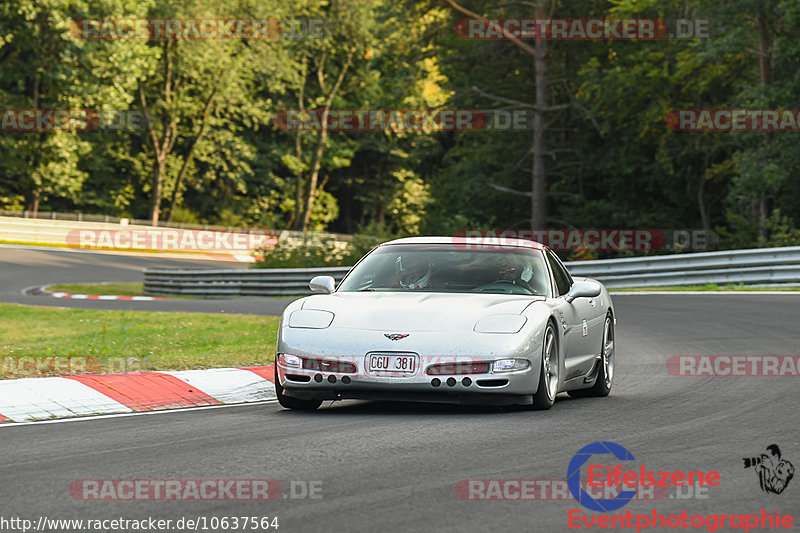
[568,313,614,398]
[531,321,559,410]
[275,366,322,410]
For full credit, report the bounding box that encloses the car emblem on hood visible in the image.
[385,333,410,341]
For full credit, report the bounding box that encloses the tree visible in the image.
[442,0,554,230]
[0,0,153,214]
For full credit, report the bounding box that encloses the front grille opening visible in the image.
[426,362,490,375]
[302,358,357,374]
[476,379,509,388]
[286,374,311,383]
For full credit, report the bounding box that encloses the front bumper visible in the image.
[277,356,540,406]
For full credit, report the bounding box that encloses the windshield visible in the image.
[338,244,550,296]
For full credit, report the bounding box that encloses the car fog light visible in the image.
[278,353,302,367]
[492,358,530,372]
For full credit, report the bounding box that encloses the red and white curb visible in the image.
[49,292,164,301]
[0,365,275,423]
[34,284,166,301]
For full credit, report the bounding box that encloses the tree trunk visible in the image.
[141,41,176,227]
[27,58,42,217]
[295,52,353,232]
[25,190,40,215]
[758,190,769,243]
[756,9,772,246]
[289,173,303,230]
[150,157,166,225]
[299,122,329,230]
[697,170,710,235]
[166,87,218,222]
[530,0,548,230]
[376,203,385,225]
[442,0,548,229]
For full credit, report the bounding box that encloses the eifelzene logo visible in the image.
[743,444,794,495]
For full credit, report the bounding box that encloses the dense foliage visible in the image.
[2,0,798,256]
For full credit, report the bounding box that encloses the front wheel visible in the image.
[568,313,614,398]
[530,322,558,410]
[275,366,322,410]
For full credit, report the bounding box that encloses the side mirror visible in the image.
[309,275,336,295]
[565,280,601,303]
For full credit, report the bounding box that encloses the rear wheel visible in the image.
[275,366,322,410]
[531,322,558,410]
[568,313,614,398]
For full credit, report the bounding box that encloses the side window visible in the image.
[546,250,572,296]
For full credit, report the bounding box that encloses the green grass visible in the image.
[0,303,279,378]
[48,282,149,297]
[612,283,800,292]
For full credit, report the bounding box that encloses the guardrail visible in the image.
[143,246,800,296]
[565,246,800,288]
[144,267,352,297]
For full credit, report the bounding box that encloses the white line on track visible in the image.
[20,284,46,296]
[0,399,278,429]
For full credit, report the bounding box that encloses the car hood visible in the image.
[300,292,544,332]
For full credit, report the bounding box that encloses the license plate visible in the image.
[367,354,418,374]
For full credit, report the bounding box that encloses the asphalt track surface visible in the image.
[0,245,291,315]
[2,245,800,532]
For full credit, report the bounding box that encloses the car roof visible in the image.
[380,236,548,251]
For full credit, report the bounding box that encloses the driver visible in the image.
[396,254,435,290]
[494,256,545,294]
[497,261,520,282]
[496,256,526,284]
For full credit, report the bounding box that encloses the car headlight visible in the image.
[473,315,527,334]
[288,309,334,329]
[492,358,530,372]
[278,353,302,367]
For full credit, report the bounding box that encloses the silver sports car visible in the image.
[274,236,615,410]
